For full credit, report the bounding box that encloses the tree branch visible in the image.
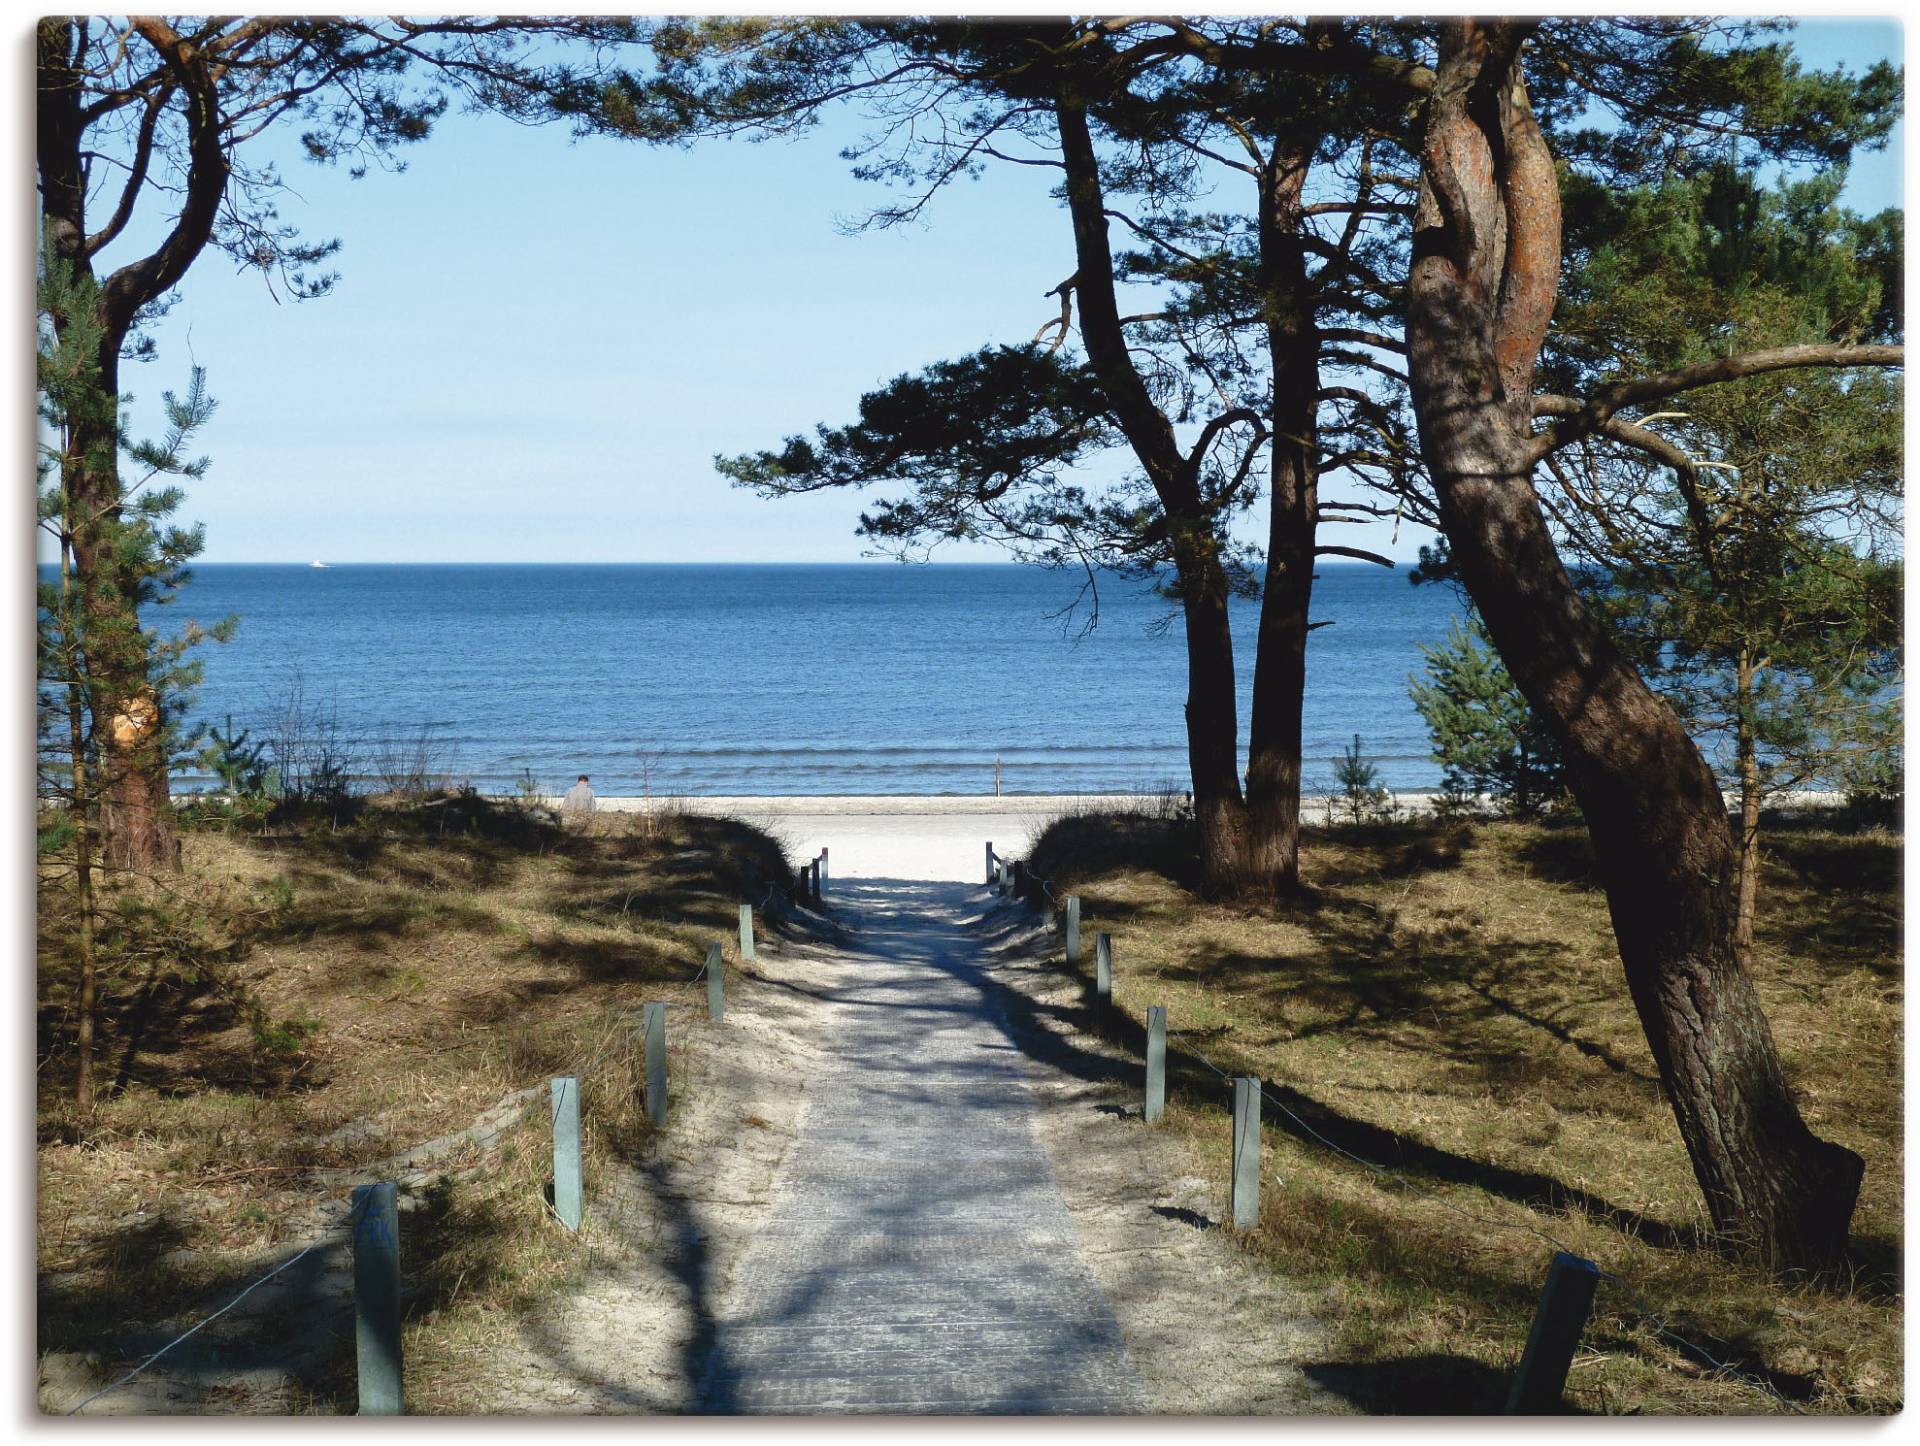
[98,19,231,338]
[84,82,169,258]
[1315,545,1396,567]
[1528,345,1906,463]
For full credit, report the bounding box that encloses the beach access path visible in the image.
[699,876,1143,1412]
[450,813,1338,1414]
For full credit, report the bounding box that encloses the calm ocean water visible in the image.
[162,563,1466,796]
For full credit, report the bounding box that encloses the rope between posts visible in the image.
[66,929,729,1413]
[65,1230,343,1415]
[1158,1004,1800,1410]
[1004,846,1806,1414]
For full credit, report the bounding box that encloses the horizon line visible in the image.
[168,557,1413,568]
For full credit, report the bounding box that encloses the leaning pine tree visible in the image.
[1402,18,1900,1266]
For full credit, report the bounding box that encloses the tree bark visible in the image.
[1405,20,1861,1268]
[1055,84,1251,892]
[61,528,99,1111]
[1733,654,1762,970]
[38,18,231,875]
[1243,145,1318,893]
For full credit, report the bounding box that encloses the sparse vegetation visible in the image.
[367,723,450,801]
[36,792,796,1411]
[263,672,356,808]
[1329,735,1393,826]
[1024,806,1901,1414]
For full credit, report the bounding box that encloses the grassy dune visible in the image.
[37,795,795,1410]
[1025,808,1901,1415]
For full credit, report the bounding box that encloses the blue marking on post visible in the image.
[551,1076,582,1231]
[352,1180,403,1414]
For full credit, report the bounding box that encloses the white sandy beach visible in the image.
[587,793,1144,882]
[566,788,1852,885]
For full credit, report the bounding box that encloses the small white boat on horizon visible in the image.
[309,560,328,569]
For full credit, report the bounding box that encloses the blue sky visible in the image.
[73,19,1909,565]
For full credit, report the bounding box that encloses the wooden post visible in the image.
[811,859,822,904]
[820,847,829,893]
[1095,932,1112,1004]
[985,841,995,885]
[550,1076,582,1231]
[1065,896,1081,962]
[1231,1077,1261,1231]
[739,902,755,961]
[1145,1005,1166,1124]
[998,861,1010,895]
[352,1180,403,1415]
[642,1002,668,1128]
[706,940,725,1022]
[1507,1253,1602,1414]
[1013,860,1028,901]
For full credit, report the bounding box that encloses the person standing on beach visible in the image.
[561,774,595,823]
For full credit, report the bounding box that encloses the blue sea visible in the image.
[161,563,1467,797]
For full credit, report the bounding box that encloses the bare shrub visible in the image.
[634,749,683,841]
[369,723,448,800]
[265,671,356,805]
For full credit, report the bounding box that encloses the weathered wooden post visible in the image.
[1095,932,1112,1004]
[642,1002,668,1128]
[1012,860,1028,901]
[820,847,829,893]
[1065,896,1081,962]
[1230,1077,1261,1231]
[706,940,725,1022]
[738,902,755,961]
[550,1076,582,1231]
[1507,1253,1602,1414]
[985,841,995,886]
[811,858,823,904]
[352,1180,403,1415]
[998,861,1010,895]
[1144,1005,1166,1124]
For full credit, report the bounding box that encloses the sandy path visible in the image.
[700,879,1142,1413]
[45,833,1337,1415]
[475,861,1337,1415]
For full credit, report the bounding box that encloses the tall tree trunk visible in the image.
[1405,20,1861,1269]
[1244,146,1318,894]
[38,16,228,876]
[1733,654,1762,970]
[1055,84,1250,892]
[1172,531,1253,891]
[61,529,99,1110]
[61,321,180,875]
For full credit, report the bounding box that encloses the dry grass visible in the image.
[37,793,794,1410]
[1025,809,1901,1415]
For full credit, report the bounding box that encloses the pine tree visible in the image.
[1545,164,1903,966]
[37,242,227,1108]
[1410,617,1567,816]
